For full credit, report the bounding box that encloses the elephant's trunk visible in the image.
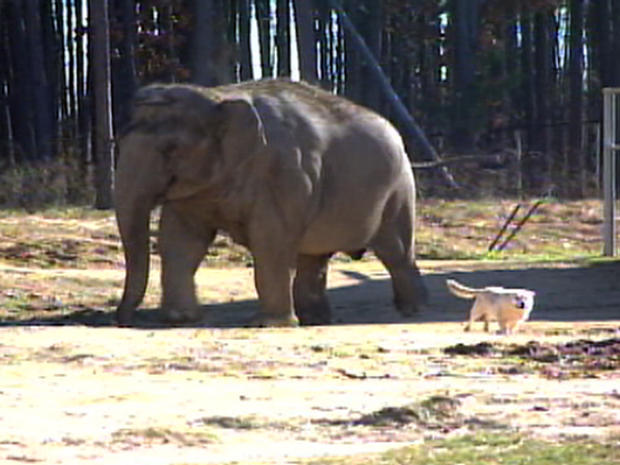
[115,195,155,325]
[114,129,169,325]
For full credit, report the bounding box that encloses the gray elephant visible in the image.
[115,78,427,326]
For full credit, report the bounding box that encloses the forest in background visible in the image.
[1,0,620,208]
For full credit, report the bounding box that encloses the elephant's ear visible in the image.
[216,98,267,157]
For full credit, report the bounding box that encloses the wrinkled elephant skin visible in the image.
[115,79,427,326]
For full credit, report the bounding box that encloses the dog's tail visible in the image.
[446,279,480,299]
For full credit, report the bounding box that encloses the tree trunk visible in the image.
[567,0,585,198]
[255,0,273,78]
[317,0,329,86]
[343,0,360,101]
[115,0,137,129]
[24,0,54,160]
[450,0,479,152]
[64,0,76,139]
[612,0,620,86]
[533,10,553,190]
[238,0,253,80]
[276,0,291,77]
[591,0,611,88]
[360,0,382,112]
[190,0,218,86]
[76,0,90,166]
[419,8,441,132]
[0,9,15,164]
[5,1,36,161]
[503,6,518,126]
[293,0,317,83]
[44,0,61,151]
[89,0,114,209]
[335,12,344,94]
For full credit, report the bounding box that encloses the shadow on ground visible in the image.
[2,262,619,328]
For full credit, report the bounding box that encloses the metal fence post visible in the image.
[602,88,618,257]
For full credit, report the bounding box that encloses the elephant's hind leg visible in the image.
[293,254,332,325]
[372,209,427,317]
[159,206,214,323]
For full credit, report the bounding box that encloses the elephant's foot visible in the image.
[248,312,299,328]
[116,305,135,327]
[393,281,428,317]
[161,306,203,324]
[393,294,419,316]
[295,302,332,326]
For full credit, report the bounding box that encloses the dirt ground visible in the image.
[1,259,619,464]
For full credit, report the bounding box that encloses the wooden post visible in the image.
[602,88,618,257]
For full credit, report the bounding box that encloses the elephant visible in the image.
[115,78,427,326]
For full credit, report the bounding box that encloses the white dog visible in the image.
[446,279,535,334]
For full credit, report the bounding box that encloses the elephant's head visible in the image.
[115,84,267,325]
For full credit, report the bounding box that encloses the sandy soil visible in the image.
[1,259,619,464]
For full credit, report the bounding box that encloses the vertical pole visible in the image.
[515,130,523,198]
[602,88,617,256]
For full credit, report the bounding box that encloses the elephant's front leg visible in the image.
[293,254,331,325]
[249,226,299,327]
[159,205,214,323]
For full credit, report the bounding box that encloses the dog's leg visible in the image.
[465,300,482,332]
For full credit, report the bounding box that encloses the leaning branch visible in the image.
[411,152,514,169]
[327,0,459,189]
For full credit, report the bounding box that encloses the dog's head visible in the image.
[514,290,535,311]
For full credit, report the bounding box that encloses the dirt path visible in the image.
[1,259,619,464]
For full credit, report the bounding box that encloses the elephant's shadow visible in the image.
[2,262,619,328]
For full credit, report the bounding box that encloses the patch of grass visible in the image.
[194,415,297,431]
[111,426,218,447]
[306,433,620,465]
[443,338,620,379]
[417,199,605,261]
[316,395,464,431]
[355,396,462,428]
